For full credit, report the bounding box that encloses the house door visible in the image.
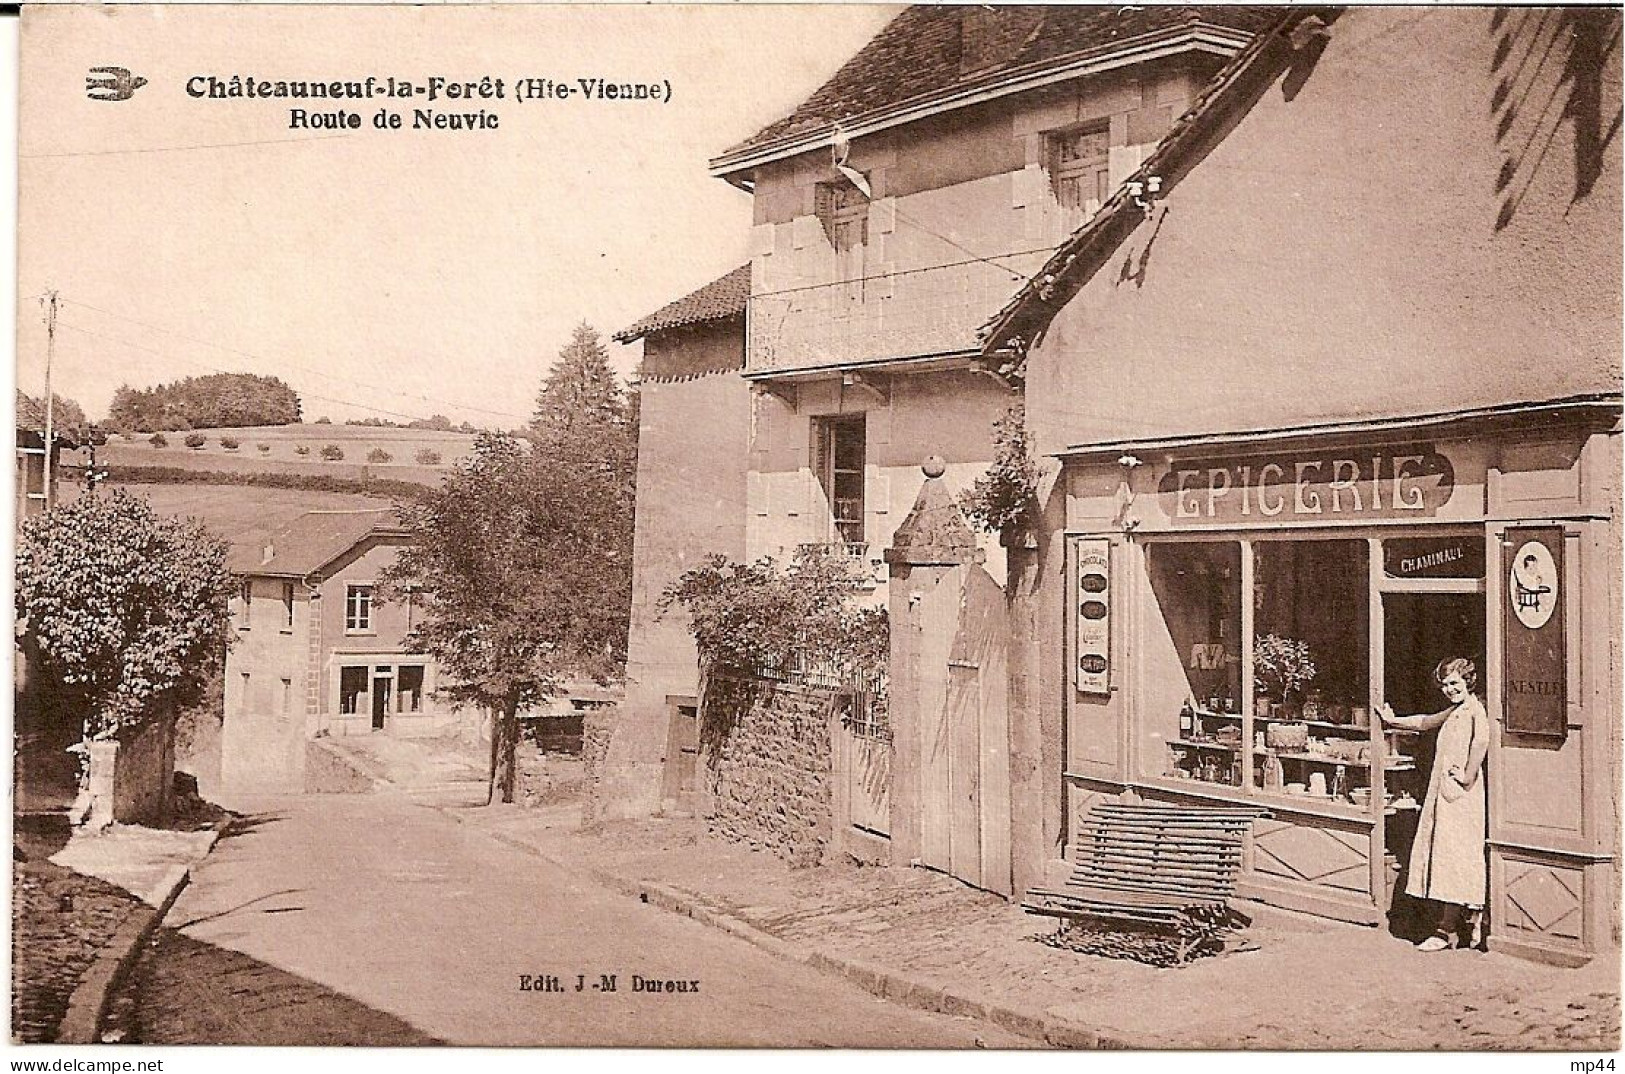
[660,699,701,811]
[1379,589,1488,939]
[372,674,392,731]
[917,566,1013,896]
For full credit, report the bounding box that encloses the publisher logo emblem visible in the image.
[85,67,148,102]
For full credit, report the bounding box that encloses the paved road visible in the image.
[126,784,1019,1047]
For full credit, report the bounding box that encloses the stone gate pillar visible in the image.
[883,456,982,867]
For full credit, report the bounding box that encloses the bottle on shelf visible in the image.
[1179,699,1194,740]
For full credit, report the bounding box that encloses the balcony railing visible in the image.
[746,251,1051,375]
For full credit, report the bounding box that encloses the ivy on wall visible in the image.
[661,545,888,685]
[959,401,1039,536]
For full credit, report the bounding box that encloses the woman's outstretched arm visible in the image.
[1378,703,1453,731]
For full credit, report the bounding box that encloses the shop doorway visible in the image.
[371,673,392,731]
[1383,593,1485,715]
[1381,591,1487,941]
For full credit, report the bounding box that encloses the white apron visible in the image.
[1404,696,1488,908]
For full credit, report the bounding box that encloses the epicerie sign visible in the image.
[1075,538,1111,696]
[1156,446,1455,524]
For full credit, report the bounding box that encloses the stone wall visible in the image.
[703,677,833,868]
[87,714,176,827]
[514,740,586,808]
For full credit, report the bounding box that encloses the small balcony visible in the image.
[746,252,1050,376]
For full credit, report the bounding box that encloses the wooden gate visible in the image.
[917,565,1013,896]
[836,689,891,837]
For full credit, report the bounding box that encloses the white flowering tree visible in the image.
[15,490,235,745]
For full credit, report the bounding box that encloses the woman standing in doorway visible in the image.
[1379,657,1489,951]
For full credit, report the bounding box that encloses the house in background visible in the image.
[603,265,752,818]
[221,508,459,793]
[15,390,85,524]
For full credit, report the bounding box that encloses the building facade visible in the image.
[982,6,1622,963]
[714,7,1272,599]
[221,509,457,792]
[604,267,753,817]
[608,5,1274,826]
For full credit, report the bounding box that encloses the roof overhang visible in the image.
[1055,395,1625,463]
[743,350,984,384]
[709,24,1252,183]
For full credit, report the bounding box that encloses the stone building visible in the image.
[221,508,457,793]
[603,266,752,818]
[606,4,1274,834]
[979,7,1622,964]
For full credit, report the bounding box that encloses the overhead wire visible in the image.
[48,296,533,424]
[53,319,509,427]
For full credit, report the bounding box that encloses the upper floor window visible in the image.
[281,581,296,631]
[817,181,869,298]
[1050,122,1112,216]
[814,415,866,556]
[345,584,374,633]
[238,578,253,630]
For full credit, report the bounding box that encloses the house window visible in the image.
[398,665,425,713]
[815,415,866,555]
[339,666,367,715]
[282,581,296,631]
[280,677,293,715]
[345,584,373,633]
[817,181,869,300]
[1050,122,1112,216]
[238,578,253,630]
[240,672,251,709]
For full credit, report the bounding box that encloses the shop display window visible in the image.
[1252,540,1372,804]
[1143,541,1242,786]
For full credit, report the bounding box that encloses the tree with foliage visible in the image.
[662,547,888,681]
[382,324,635,803]
[15,490,235,745]
[108,373,302,432]
[17,391,99,447]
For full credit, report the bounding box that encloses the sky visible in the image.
[16,4,900,429]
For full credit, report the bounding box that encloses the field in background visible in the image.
[63,481,398,551]
[65,424,480,487]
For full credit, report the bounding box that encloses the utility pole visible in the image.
[41,291,59,511]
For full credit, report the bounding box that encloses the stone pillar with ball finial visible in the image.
[883,455,983,867]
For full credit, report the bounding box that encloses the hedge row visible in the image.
[81,465,438,503]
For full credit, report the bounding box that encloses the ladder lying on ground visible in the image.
[1023,800,1267,966]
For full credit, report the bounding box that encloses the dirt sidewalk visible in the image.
[455,802,1618,1051]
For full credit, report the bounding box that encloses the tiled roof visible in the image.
[614,264,752,343]
[228,508,405,577]
[15,391,89,448]
[716,6,1281,166]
